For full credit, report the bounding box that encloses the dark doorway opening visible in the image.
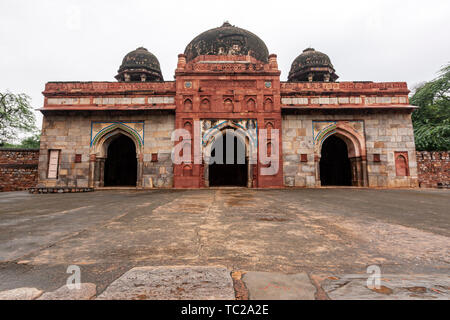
[320,135,352,186]
[209,132,247,186]
[104,135,137,186]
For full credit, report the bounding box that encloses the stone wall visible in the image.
[38,112,175,189]
[416,151,450,188]
[282,112,419,188]
[0,149,39,191]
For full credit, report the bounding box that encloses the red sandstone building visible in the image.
[37,22,418,190]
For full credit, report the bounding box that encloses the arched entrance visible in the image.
[208,130,248,186]
[320,135,352,186]
[314,122,368,187]
[104,134,137,186]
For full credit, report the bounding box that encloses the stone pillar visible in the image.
[314,154,321,186]
[356,157,363,186]
[268,54,278,70]
[361,156,368,187]
[324,73,330,82]
[140,74,147,82]
[95,157,106,187]
[177,54,187,70]
[137,153,144,188]
[308,73,314,82]
[88,154,96,188]
[203,158,209,187]
[349,157,359,186]
[247,156,252,188]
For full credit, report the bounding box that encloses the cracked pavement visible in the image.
[0,188,448,299]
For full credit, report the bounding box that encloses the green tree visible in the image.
[0,91,37,146]
[19,134,40,149]
[411,64,450,151]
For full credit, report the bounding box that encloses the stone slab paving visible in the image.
[38,283,97,300]
[1,189,449,298]
[97,266,235,300]
[321,274,450,300]
[242,272,316,300]
[0,287,43,300]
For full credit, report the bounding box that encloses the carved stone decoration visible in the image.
[265,121,274,130]
[223,98,233,112]
[203,120,212,131]
[246,98,256,112]
[264,98,273,112]
[183,164,193,176]
[183,121,193,133]
[184,99,193,111]
[246,119,256,130]
[395,152,409,176]
[184,22,269,63]
[200,98,211,111]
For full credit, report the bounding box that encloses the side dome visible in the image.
[184,22,269,63]
[288,48,338,82]
[115,47,163,82]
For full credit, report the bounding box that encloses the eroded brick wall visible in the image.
[0,149,39,191]
[416,151,450,188]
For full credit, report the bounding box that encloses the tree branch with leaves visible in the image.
[411,64,450,151]
[0,91,37,146]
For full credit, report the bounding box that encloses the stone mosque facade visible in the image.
[37,22,419,190]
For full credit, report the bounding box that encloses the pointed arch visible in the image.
[200,98,211,111]
[264,98,273,112]
[314,121,367,187]
[246,98,256,111]
[92,126,142,158]
[203,120,256,162]
[315,121,366,158]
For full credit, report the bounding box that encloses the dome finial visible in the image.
[222,21,232,27]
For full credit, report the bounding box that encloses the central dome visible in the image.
[184,22,269,63]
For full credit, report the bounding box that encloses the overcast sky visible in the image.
[1,0,449,128]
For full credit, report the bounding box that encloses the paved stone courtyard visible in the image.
[0,188,448,299]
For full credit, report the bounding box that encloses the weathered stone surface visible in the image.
[243,272,316,300]
[321,274,450,300]
[97,266,235,300]
[281,113,420,188]
[0,189,449,295]
[0,287,43,300]
[36,114,174,189]
[38,283,96,300]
